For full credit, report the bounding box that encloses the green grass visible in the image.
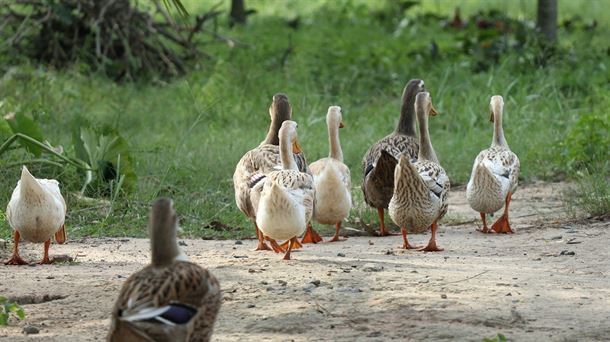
[0,0,608,239]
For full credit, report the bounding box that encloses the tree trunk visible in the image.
[537,0,557,42]
[230,0,246,26]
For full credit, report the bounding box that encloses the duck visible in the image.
[5,166,67,265]
[309,106,352,242]
[108,198,221,342]
[361,79,427,236]
[466,95,520,234]
[389,91,449,251]
[253,121,315,260]
[233,93,317,252]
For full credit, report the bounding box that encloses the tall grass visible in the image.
[0,0,608,238]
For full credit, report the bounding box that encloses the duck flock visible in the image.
[3,79,520,341]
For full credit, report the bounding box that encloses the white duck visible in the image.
[5,166,67,265]
[309,106,352,242]
[466,95,520,233]
[253,121,315,260]
[389,92,449,251]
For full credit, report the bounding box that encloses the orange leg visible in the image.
[420,221,444,252]
[39,239,52,264]
[378,208,399,236]
[400,227,420,249]
[254,222,272,251]
[491,192,514,234]
[5,231,27,265]
[268,238,286,253]
[283,237,299,260]
[301,224,323,244]
[477,213,490,233]
[328,222,344,242]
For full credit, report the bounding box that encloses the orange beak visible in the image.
[55,224,67,244]
[339,121,345,128]
[292,140,302,154]
[429,104,439,116]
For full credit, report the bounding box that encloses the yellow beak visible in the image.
[339,121,345,128]
[292,140,302,154]
[429,104,439,116]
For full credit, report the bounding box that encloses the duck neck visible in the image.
[280,136,298,171]
[492,110,508,148]
[262,118,283,145]
[396,91,417,136]
[417,110,438,163]
[328,123,343,162]
[151,225,180,267]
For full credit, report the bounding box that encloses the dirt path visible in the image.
[1,182,609,341]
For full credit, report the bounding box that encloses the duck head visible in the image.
[279,120,301,154]
[327,106,345,129]
[415,91,439,117]
[489,95,504,122]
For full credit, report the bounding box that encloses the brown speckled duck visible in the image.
[361,79,426,236]
[108,198,221,342]
[233,94,314,252]
[389,92,449,251]
[466,95,520,234]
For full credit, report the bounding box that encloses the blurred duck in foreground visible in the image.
[361,79,427,236]
[253,121,315,260]
[467,95,520,234]
[5,166,67,265]
[108,198,221,342]
[389,92,449,251]
[233,94,315,252]
[309,106,352,242]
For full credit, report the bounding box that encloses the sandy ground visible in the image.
[0,182,609,342]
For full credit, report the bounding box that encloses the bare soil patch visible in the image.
[1,182,609,341]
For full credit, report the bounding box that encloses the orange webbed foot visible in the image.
[254,241,272,251]
[419,244,444,252]
[379,230,401,237]
[328,235,346,243]
[5,255,28,265]
[279,239,302,251]
[38,256,53,265]
[301,225,323,244]
[402,242,421,250]
[491,215,514,234]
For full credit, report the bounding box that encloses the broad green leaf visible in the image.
[74,126,136,194]
[5,112,45,156]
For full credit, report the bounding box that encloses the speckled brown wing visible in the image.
[361,133,419,208]
[415,160,450,221]
[108,261,221,342]
[234,144,309,219]
[478,146,520,194]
